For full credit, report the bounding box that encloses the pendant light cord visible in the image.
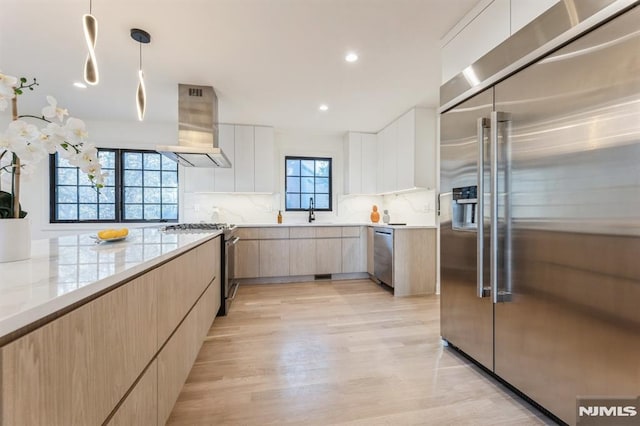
[89,0,92,14]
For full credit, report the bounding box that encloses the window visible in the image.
[50,149,179,223]
[285,156,332,211]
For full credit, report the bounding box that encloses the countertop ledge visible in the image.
[0,227,222,344]
[236,223,437,229]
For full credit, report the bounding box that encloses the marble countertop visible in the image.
[236,223,437,229]
[0,227,221,343]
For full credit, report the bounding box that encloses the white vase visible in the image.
[0,218,31,263]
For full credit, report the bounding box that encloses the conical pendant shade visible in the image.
[83,13,99,85]
[137,70,146,121]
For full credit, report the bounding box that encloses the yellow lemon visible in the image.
[98,229,116,239]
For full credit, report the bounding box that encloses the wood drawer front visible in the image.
[158,286,210,425]
[1,273,157,426]
[341,226,362,238]
[316,227,342,238]
[196,237,220,289]
[157,246,202,345]
[107,360,158,426]
[259,227,289,239]
[289,227,316,239]
[259,240,290,277]
[236,227,261,239]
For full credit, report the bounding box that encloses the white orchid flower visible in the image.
[64,117,88,143]
[13,142,47,165]
[0,72,18,112]
[7,120,39,143]
[41,122,66,152]
[42,96,68,122]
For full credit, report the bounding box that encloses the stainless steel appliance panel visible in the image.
[373,228,393,287]
[440,88,494,370]
[493,7,640,424]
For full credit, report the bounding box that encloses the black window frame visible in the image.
[49,148,179,223]
[284,156,332,212]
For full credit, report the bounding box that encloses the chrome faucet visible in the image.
[308,197,315,223]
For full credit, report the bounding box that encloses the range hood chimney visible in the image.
[157,84,231,168]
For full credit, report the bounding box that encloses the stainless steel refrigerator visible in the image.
[439,2,640,425]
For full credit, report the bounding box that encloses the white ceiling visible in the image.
[1,0,477,134]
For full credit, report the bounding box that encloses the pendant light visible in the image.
[83,0,99,85]
[130,28,151,121]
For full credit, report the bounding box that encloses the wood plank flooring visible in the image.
[167,280,552,425]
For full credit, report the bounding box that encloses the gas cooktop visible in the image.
[161,223,234,232]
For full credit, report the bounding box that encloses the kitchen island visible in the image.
[0,227,222,425]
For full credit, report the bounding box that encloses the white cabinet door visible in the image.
[254,126,275,193]
[214,124,235,192]
[381,120,398,193]
[234,125,255,192]
[345,132,362,194]
[183,167,215,193]
[361,133,377,194]
[376,130,384,193]
[396,109,415,190]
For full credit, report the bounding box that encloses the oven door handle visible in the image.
[229,282,240,300]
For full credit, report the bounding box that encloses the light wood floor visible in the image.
[167,280,552,425]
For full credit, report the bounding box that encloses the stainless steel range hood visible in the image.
[157,84,231,168]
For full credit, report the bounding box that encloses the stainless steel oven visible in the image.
[221,229,239,316]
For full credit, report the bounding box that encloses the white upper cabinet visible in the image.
[214,124,235,192]
[361,133,377,194]
[209,124,275,193]
[396,109,415,190]
[381,120,398,193]
[234,125,255,192]
[441,0,559,84]
[254,126,275,192]
[344,132,377,194]
[344,108,436,195]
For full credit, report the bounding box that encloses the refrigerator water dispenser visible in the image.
[452,186,477,231]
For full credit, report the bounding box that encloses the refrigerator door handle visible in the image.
[491,111,513,304]
[477,117,490,298]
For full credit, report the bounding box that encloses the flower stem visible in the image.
[11,97,21,219]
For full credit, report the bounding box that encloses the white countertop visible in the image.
[0,227,221,343]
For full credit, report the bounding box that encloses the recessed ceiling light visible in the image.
[73,82,87,89]
[345,52,358,63]
[319,104,329,112]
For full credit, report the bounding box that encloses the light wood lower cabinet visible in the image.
[290,239,316,275]
[260,240,290,277]
[367,227,375,275]
[236,226,366,279]
[158,239,216,346]
[157,282,218,424]
[1,268,158,426]
[107,360,158,426]
[393,228,437,297]
[316,238,342,274]
[0,236,221,426]
[342,237,362,273]
[236,240,260,278]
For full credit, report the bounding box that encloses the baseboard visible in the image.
[237,272,370,285]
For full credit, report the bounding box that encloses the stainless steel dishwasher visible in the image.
[373,227,393,287]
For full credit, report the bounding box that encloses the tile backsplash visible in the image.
[181,189,436,226]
